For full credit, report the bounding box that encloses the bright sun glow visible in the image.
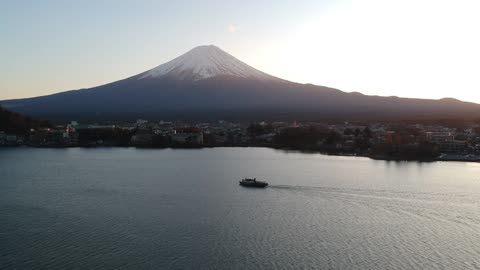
[257,0,480,102]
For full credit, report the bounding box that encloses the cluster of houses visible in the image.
[2,119,480,159]
[383,126,479,154]
[130,120,248,146]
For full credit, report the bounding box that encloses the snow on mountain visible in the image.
[139,45,278,81]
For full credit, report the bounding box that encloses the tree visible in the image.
[363,127,372,138]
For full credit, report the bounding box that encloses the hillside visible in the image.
[0,106,50,134]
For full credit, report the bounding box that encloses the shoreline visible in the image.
[2,144,480,163]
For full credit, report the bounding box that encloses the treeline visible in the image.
[77,128,134,146]
[247,124,373,153]
[371,143,439,160]
[250,124,440,160]
[0,106,50,134]
[273,126,342,150]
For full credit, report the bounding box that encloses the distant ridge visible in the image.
[2,45,480,121]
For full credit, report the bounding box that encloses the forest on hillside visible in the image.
[0,106,50,134]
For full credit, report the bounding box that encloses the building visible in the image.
[171,132,203,145]
[425,132,455,143]
[5,134,18,146]
[439,140,467,153]
[130,130,153,146]
[384,131,416,145]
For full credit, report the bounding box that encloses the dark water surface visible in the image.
[1,147,480,269]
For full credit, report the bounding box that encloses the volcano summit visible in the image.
[139,45,276,81]
[2,45,480,121]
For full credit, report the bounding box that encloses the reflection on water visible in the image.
[1,147,480,269]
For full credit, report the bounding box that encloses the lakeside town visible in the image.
[2,118,480,162]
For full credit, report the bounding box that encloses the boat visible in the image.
[239,178,268,188]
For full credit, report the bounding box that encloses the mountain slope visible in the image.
[0,106,50,134]
[2,45,480,121]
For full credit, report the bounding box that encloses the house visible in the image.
[425,132,455,143]
[6,134,17,146]
[438,140,467,153]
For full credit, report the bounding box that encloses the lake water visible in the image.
[1,147,480,269]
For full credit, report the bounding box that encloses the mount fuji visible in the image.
[2,45,480,121]
[139,45,277,81]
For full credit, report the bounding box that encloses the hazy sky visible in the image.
[1,0,479,103]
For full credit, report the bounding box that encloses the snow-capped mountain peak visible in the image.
[139,45,277,81]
